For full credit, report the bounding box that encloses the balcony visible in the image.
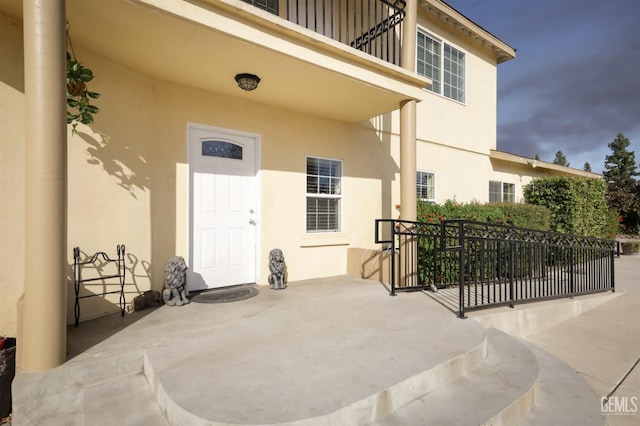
[242,0,406,66]
[1,0,428,123]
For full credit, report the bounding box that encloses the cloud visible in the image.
[498,36,640,164]
[457,0,640,171]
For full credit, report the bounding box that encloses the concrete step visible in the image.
[84,372,169,426]
[142,282,491,426]
[517,343,605,426]
[370,328,540,426]
[146,331,489,426]
[467,293,615,426]
[12,351,145,426]
[470,292,621,338]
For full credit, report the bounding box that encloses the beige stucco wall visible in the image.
[0,3,516,328]
[66,47,156,322]
[379,12,498,149]
[57,41,392,323]
[417,143,493,203]
[0,12,25,337]
[488,163,531,203]
[370,10,502,211]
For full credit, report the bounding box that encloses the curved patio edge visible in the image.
[143,334,488,426]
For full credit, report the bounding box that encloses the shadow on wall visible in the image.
[79,130,151,200]
[360,248,392,289]
[0,13,24,94]
[363,112,396,221]
[65,248,154,359]
[66,248,152,325]
[73,90,178,289]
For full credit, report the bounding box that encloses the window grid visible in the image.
[241,0,278,15]
[489,181,502,203]
[416,171,435,201]
[489,181,515,203]
[502,182,515,202]
[443,44,465,103]
[417,32,441,94]
[306,157,342,232]
[417,29,465,103]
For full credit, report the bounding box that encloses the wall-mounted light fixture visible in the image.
[234,73,260,91]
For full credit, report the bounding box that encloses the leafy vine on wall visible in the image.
[66,23,99,135]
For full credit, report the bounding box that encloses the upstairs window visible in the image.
[417,32,441,94]
[306,157,342,232]
[417,30,466,103]
[489,181,515,203]
[416,171,435,201]
[241,0,278,15]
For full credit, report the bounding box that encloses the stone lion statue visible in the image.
[163,256,190,306]
[268,248,287,290]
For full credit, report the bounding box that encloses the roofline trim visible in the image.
[420,0,516,63]
[490,150,602,178]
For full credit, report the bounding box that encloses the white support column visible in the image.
[21,0,68,371]
[399,100,417,221]
[399,0,417,221]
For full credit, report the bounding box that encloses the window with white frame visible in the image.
[241,0,278,15]
[417,30,466,103]
[489,181,515,203]
[416,171,435,201]
[306,156,342,232]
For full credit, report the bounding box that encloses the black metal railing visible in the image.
[243,0,405,66]
[375,219,616,318]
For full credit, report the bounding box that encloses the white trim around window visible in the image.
[416,28,466,103]
[306,156,343,233]
[417,170,436,202]
[489,180,516,203]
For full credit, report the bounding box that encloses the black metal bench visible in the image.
[73,245,126,327]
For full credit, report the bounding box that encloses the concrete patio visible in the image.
[10,256,640,425]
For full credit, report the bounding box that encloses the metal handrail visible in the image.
[376,219,616,318]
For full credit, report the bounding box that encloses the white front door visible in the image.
[188,125,258,291]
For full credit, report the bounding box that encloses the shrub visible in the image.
[415,200,551,287]
[523,177,610,238]
[416,199,550,230]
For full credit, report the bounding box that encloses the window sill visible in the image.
[299,233,350,247]
[422,88,466,106]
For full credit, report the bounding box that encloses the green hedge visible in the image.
[414,200,550,287]
[417,199,550,230]
[523,177,612,238]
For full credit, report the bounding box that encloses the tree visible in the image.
[553,150,570,167]
[583,162,592,172]
[534,153,540,161]
[603,133,638,186]
[603,133,639,233]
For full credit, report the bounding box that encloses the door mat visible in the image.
[190,286,259,304]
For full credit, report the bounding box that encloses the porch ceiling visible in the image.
[4,0,428,123]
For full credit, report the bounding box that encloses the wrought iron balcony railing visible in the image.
[242,0,406,66]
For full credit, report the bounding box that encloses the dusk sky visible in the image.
[445,0,640,173]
